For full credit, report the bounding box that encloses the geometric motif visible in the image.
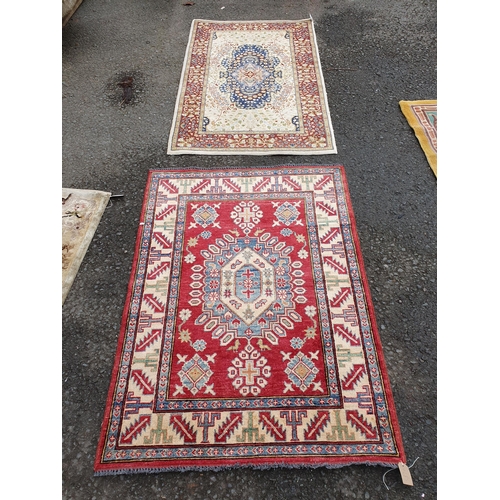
[195,234,298,346]
[285,352,320,391]
[274,201,300,226]
[167,20,337,155]
[177,354,214,395]
[227,343,271,396]
[230,201,262,234]
[192,204,220,227]
[94,166,406,475]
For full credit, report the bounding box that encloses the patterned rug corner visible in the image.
[400,100,437,177]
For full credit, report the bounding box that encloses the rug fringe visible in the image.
[94,460,402,477]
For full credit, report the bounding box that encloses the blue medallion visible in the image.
[235,264,261,303]
[220,44,282,109]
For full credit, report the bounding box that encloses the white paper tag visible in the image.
[398,462,414,486]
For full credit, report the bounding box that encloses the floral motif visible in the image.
[184,252,196,263]
[179,309,192,322]
[297,249,308,259]
[305,305,317,318]
[290,337,304,349]
[192,339,207,352]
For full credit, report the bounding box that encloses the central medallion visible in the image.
[220,249,276,324]
[194,233,302,346]
[220,44,282,109]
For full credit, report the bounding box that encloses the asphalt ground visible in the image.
[59,0,437,498]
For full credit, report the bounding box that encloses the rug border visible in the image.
[94,177,154,474]
[399,99,437,177]
[335,166,406,466]
[94,165,406,475]
[166,19,337,155]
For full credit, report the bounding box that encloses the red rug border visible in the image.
[94,165,407,474]
[334,166,406,466]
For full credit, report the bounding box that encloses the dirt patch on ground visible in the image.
[104,70,146,107]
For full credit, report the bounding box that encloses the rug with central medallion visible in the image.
[167,20,337,155]
[94,166,406,475]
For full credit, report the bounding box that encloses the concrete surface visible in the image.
[62,0,436,498]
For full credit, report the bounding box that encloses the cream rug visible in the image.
[62,188,111,304]
[168,19,337,155]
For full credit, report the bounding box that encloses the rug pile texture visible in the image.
[94,166,405,475]
[167,20,337,155]
[62,188,111,304]
[399,100,437,176]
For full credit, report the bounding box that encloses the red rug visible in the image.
[94,166,406,475]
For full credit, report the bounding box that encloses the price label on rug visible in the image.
[398,462,414,486]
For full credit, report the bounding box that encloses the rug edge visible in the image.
[94,456,404,476]
[166,149,338,155]
[183,18,315,23]
[399,100,437,177]
[93,173,157,471]
[337,167,408,465]
[167,18,198,155]
[309,16,337,154]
